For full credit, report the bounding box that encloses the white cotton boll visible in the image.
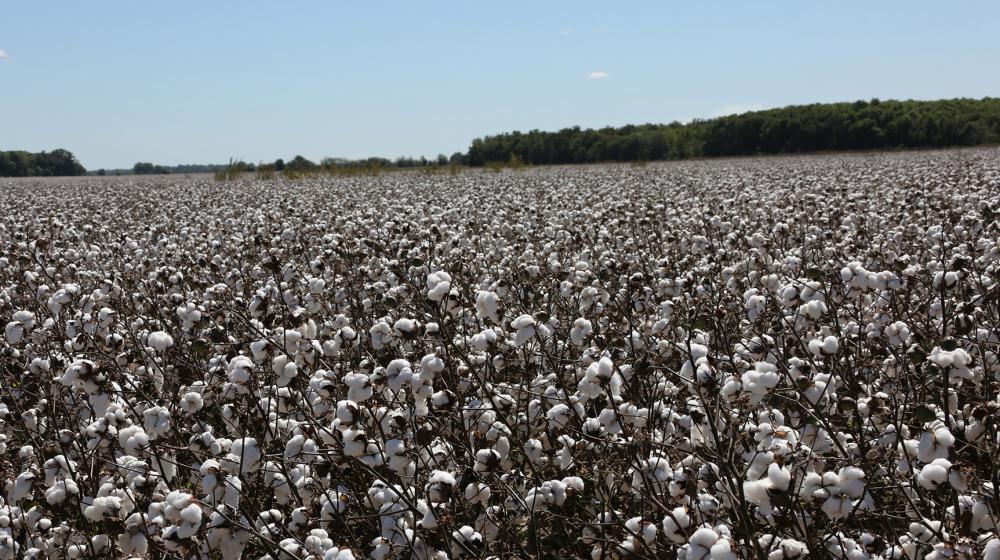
[745,293,766,321]
[821,336,839,355]
[142,406,171,438]
[524,439,544,464]
[885,321,910,346]
[228,438,261,474]
[284,434,307,460]
[475,291,500,323]
[918,422,955,462]
[596,356,614,379]
[8,470,36,502]
[547,479,568,506]
[662,507,691,543]
[769,539,808,559]
[83,495,123,521]
[799,299,827,320]
[562,476,585,499]
[741,362,780,405]
[464,483,491,505]
[450,525,484,557]
[308,277,326,293]
[917,459,951,490]
[12,309,34,328]
[386,359,414,392]
[835,466,866,498]
[474,448,502,473]
[510,314,537,346]
[393,318,418,336]
[44,479,79,505]
[690,527,719,549]
[119,531,148,556]
[165,490,194,517]
[179,391,204,414]
[147,330,174,352]
[743,479,772,511]
[426,271,452,301]
[570,318,593,346]
[4,321,24,344]
[426,471,457,503]
[821,495,852,520]
[984,538,1000,560]
[547,404,573,428]
[342,429,367,457]
[710,539,737,560]
[965,419,987,442]
[766,462,792,492]
[180,503,202,524]
[324,548,356,560]
[227,355,255,384]
[118,425,149,456]
[343,372,373,403]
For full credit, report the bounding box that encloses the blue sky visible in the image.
[2,1,999,169]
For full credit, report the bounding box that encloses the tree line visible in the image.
[6,97,1000,177]
[464,97,1000,165]
[0,149,86,177]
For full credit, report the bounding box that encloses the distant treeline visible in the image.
[92,162,231,176]
[93,154,469,176]
[0,149,86,177]
[8,97,1000,177]
[464,97,1000,165]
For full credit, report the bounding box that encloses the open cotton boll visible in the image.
[4,321,24,344]
[917,421,955,462]
[662,507,691,543]
[474,290,500,323]
[392,318,418,337]
[308,277,326,294]
[44,478,79,505]
[385,359,414,393]
[147,330,174,352]
[426,470,457,503]
[227,438,261,474]
[985,538,1000,560]
[570,318,593,346]
[463,482,491,505]
[821,335,839,355]
[885,321,911,346]
[426,271,452,301]
[450,525,483,558]
[342,429,368,457]
[917,458,951,490]
[142,406,171,438]
[510,314,537,346]
[179,391,204,414]
[741,362,781,405]
[763,538,808,560]
[11,309,35,329]
[322,548,357,560]
[684,526,722,560]
[821,494,853,521]
[118,425,149,457]
[342,372,373,403]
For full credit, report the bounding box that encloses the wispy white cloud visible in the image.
[588,71,608,80]
[709,103,766,118]
[559,28,571,36]
[0,50,8,61]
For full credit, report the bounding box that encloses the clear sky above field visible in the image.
[2,1,999,169]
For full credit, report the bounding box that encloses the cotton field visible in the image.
[2,149,1000,560]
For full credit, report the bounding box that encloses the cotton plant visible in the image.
[1,151,1000,557]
